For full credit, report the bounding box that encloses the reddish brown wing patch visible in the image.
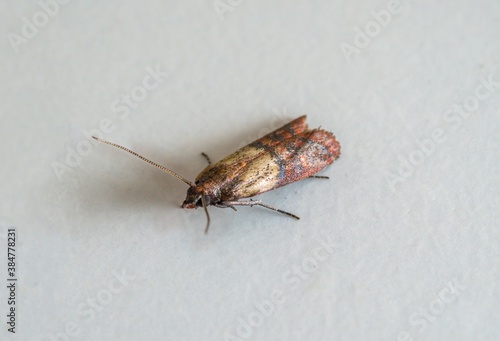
[272,129,341,188]
[252,115,308,147]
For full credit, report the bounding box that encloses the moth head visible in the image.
[181,186,211,209]
[181,186,212,234]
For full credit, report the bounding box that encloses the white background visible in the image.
[1,1,499,340]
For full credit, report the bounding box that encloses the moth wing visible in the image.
[195,115,308,183]
[230,129,340,199]
[274,129,341,184]
[250,115,308,148]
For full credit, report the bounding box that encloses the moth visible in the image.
[93,115,341,233]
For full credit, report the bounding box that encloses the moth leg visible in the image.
[223,200,300,220]
[215,203,237,211]
[201,152,212,165]
[308,175,329,179]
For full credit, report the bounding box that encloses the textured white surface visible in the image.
[1,1,499,340]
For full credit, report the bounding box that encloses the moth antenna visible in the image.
[201,195,211,234]
[92,136,194,187]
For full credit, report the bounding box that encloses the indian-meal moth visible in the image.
[93,115,341,233]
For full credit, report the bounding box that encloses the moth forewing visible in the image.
[231,152,282,198]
